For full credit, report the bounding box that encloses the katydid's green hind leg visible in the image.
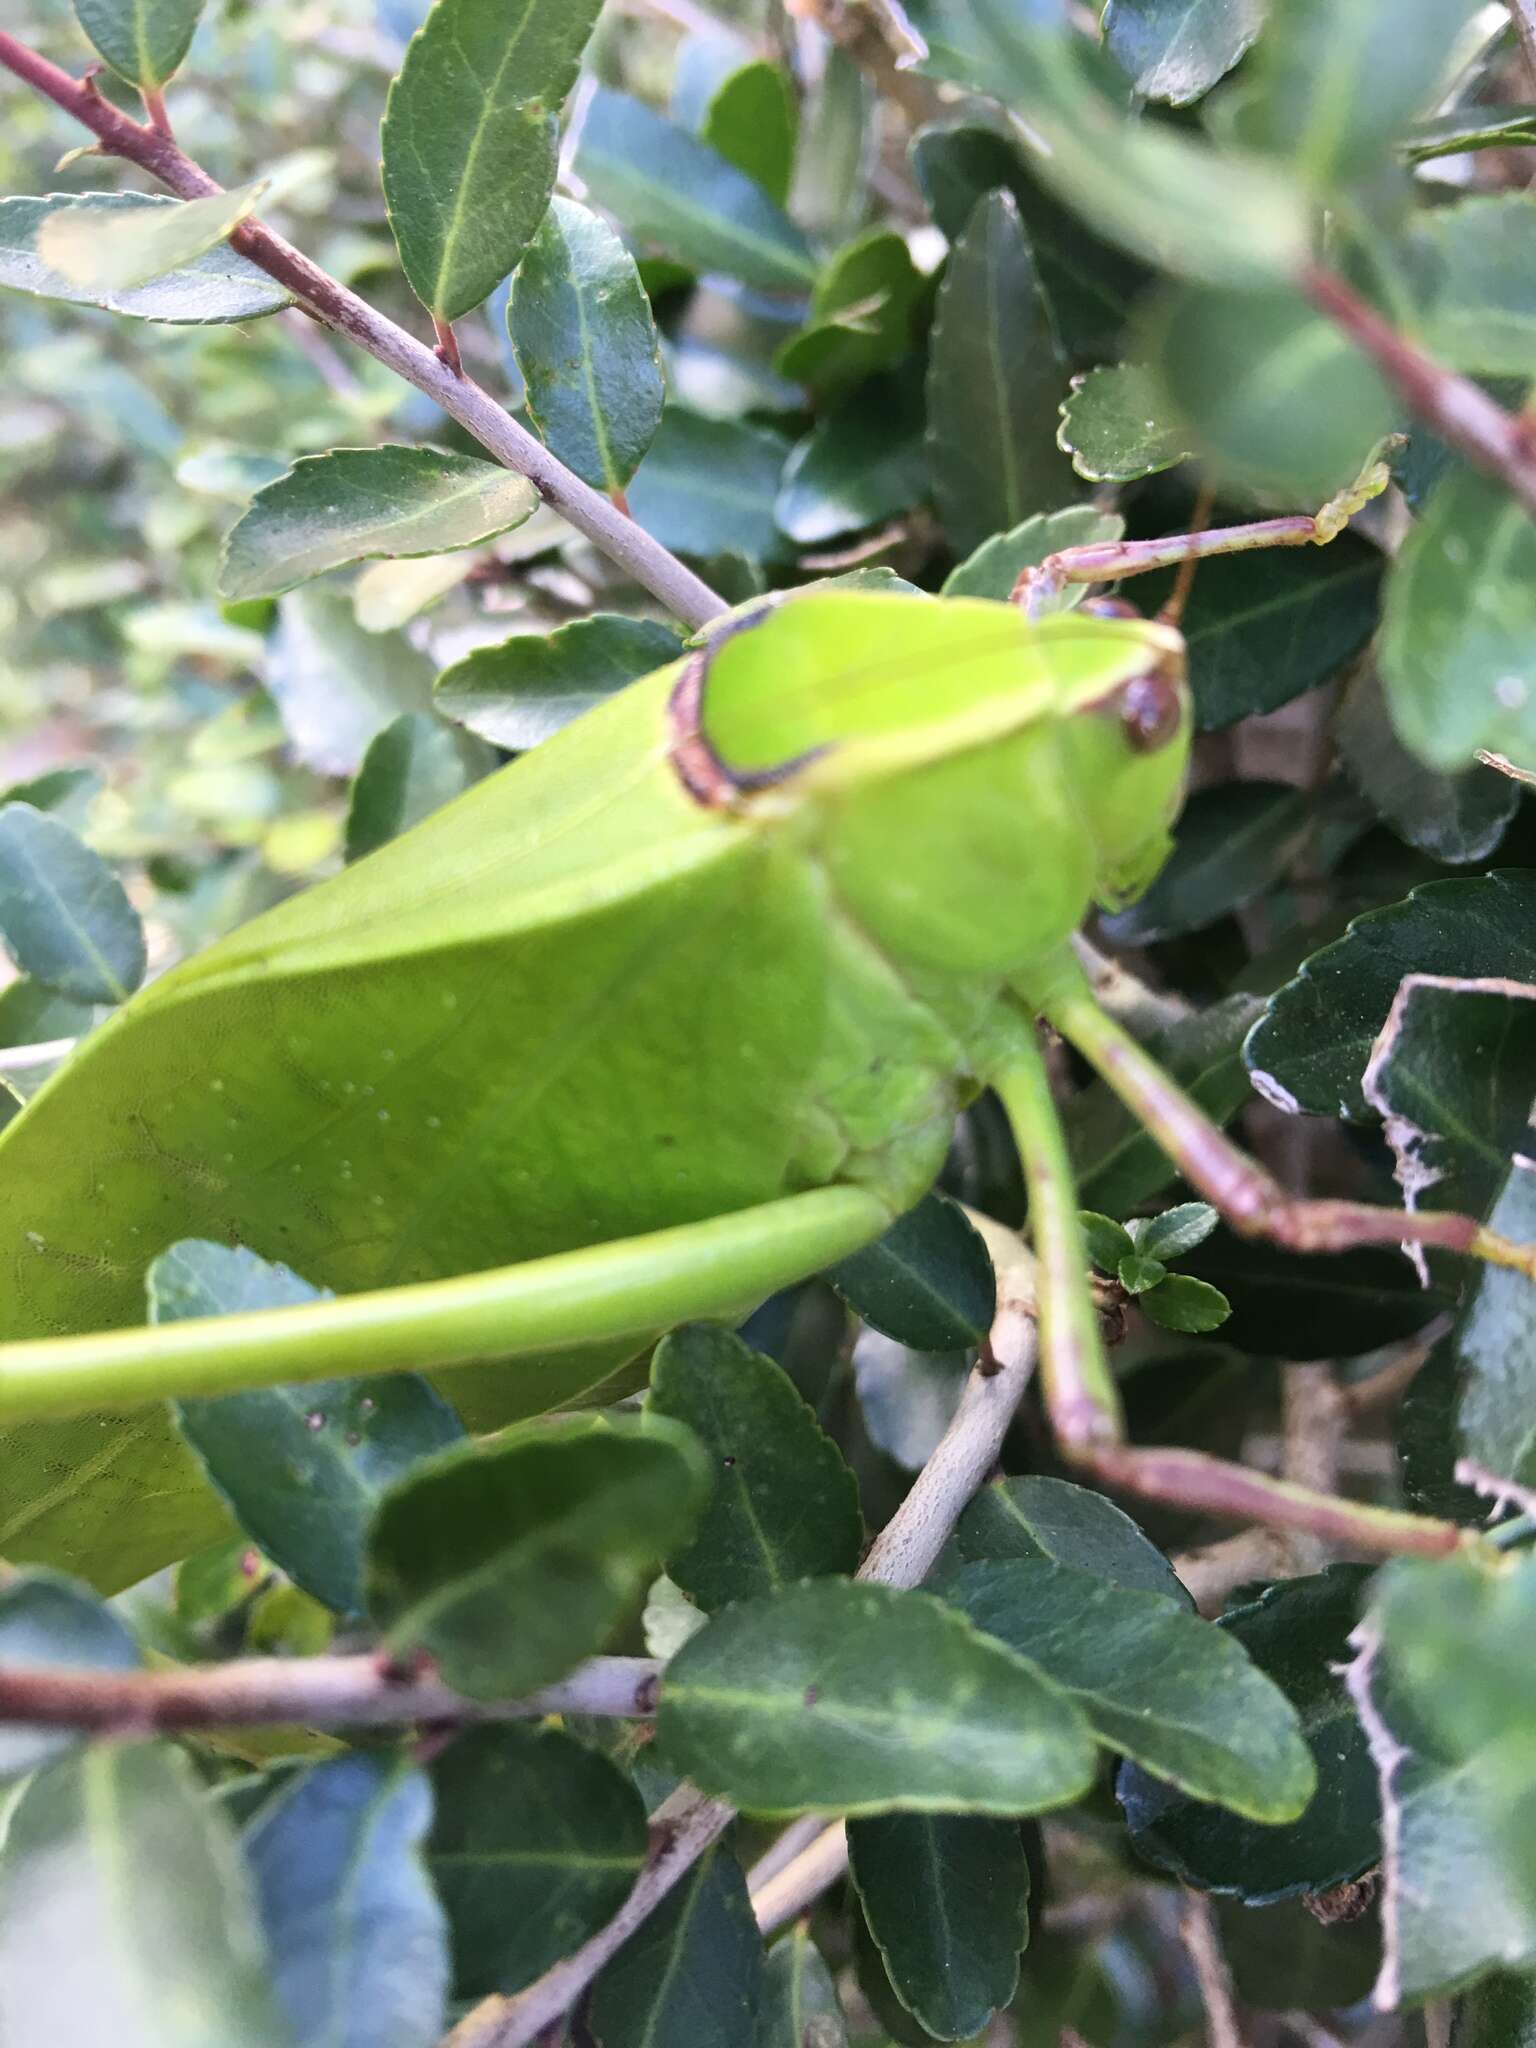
[993,1020,1472,1562]
[0,1184,893,1426]
[1042,975,1536,1285]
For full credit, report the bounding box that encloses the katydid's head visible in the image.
[669,592,1190,972]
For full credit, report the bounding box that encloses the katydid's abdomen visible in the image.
[0,594,1187,1585]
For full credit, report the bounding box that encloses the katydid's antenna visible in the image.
[1158,480,1217,631]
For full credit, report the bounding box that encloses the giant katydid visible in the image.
[0,507,1524,1592]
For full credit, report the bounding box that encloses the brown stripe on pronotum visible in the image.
[666,609,828,808]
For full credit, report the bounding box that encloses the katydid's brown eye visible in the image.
[1118,670,1183,752]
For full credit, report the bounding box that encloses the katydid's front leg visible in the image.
[992,1012,1476,1561]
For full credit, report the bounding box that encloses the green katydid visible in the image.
[0,502,1519,1592]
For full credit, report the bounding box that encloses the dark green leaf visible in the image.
[942,1474,1190,1607]
[1120,1568,1379,1903]
[702,60,799,207]
[576,89,818,294]
[1248,0,1481,191]
[954,1561,1314,1818]
[1363,973,1536,1227]
[1381,466,1536,774]
[850,1813,1029,2040]
[649,1324,863,1611]
[244,1752,448,2048]
[628,408,790,564]
[0,194,290,324]
[0,1744,280,2045]
[345,713,497,863]
[0,802,145,1004]
[508,198,664,496]
[1245,871,1536,1120]
[1177,529,1385,731]
[381,0,602,321]
[1103,783,1311,945]
[153,1239,464,1617]
[926,190,1076,556]
[826,1191,995,1351]
[776,374,928,544]
[1141,1273,1231,1333]
[1454,1972,1536,2047]
[1357,1551,1536,2002]
[1438,1160,1536,1492]
[75,0,205,88]
[587,1843,763,2048]
[1218,1892,1381,2013]
[269,586,435,777]
[1102,0,1264,104]
[1181,1226,1452,1358]
[942,506,1121,603]
[0,1571,140,1782]
[1406,194,1536,379]
[658,1580,1097,1816]
[1135,1202,1219,1262]
[911,122,1150,364]
[757,1925,848,2048]
[1147,283,1395,504]
[367,1413,710,1699]
[777,230,924,396]
[1067,993,1266,1216]
[1336,663,1519,864]
[1117,1252,1168,1294]
[434,615,683,750]
[427,1724,647,1997]
[221,447,538,603]
[1057,363,1191,484]
[1081,1212,1136,1273]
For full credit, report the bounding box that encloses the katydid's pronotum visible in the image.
[0,505,1520,1590]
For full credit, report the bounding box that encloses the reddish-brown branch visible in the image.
[0,30,727,631]
[1303,264,1536,523]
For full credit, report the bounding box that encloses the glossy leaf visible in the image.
[244,1752,448,2048]
[427,1723,647,1997]
[776,374,929,545]
[0,803,145,1004]
[269,586,435,777]
[1057,364,1191,484]
[345,713,497,863]
[1103,782,1311,946]
[1102,0,1264,104]
[943,1475,1188,1605]
[576,89,817,294]
[1181,1226,1451,1358]
[658,1579,1097,1816]
[757,1925,847,2048]
[1135,1202,1220,1262]
[587,1843,763,2048]
[1443,1163,1536,1493]
[1148,283,1395,504]
[508,198,664,496]
[221,447,539,603]
[0,1570,140,1782]
[926,190,1076,556]
[1120,1568,1379,1903]
[434,615,683,750]
[911,122,1150,364]
[1336,663,1519,864]
[75,0,205,87]
[153,1239,464,1617]
[1355,1552,1536,2003]
[1180,528,1385,731]
[1247,0,1481,191]
[628,408,790,563]
[826,1191,995,1351]
[954,1561,1314,1818]
[850,1813,1029,2040]
[1407,194,1536,379]
[0,1743,280,2046]
[381,0,602,321]
[777,230,924,396]
[702,60,799,207]
[1363,974,1536,1227]
[1140,1272,1231,1333]
[1381,466,1536,774]
[1245,871,1536,1120]
[942,506,1121,603]
[367,1413,710,1698]
[649,1324,862,1611]
[37,181,266,297]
